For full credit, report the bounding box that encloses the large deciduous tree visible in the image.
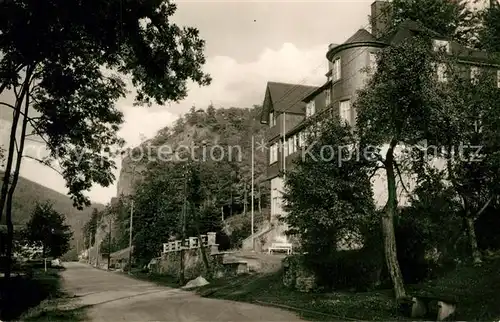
[283,116,377,288]
[0,0,210,277]
[355,36,444,299]
[23,201,73,259]
[385,0,479,46]
[432,65,500,264]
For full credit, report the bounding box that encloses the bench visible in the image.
[400,294,458,321]
[268,242,292,255]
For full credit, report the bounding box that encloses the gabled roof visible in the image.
[262,81,318,118]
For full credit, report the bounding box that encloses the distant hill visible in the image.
[0,170,105,248]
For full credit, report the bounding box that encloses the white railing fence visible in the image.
[162,232,216,253]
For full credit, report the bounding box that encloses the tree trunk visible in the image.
[383,143,406,299]
[460,195,483,265]
[465,216,482,265]
[3,68,33,278]
[179,175,187,285]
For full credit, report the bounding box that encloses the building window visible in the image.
[294,134,299,150]
[497,70,500,88]
[306,100,316,117]
[340,100,351,125]
[283,138,289,157]
[269,143,278,164]
[332,57,341,82]
[470,66,480,84]
[325,89,331,106]
[369,52,377,73]
[269,112,276,127]
[433,39,451,53]
[287,137,294,155]
[436,63,448,82]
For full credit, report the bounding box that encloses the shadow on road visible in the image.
[0,266,84,321]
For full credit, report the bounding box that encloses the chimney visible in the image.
[370,1,392,39]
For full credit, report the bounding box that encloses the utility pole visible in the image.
[96,238,100,268]
[179,165,188,285]
[251,135,255,251]
[107,215,112,270]
[88,231,92,264]
[127,165,137,273]
[128,199,133,272]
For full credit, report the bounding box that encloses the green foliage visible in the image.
[0,0,210,209]
[478,2,500,52]
[23,201,73,258]
[123,105,268,221]
[283,116,377,289]
[132,162,185,264]
[99,232,120,255]
[82,208,100,248]
[386,0,478,46]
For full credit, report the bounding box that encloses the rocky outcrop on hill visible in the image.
[116,105,270,212]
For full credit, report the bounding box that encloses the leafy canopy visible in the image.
[23,201,73,258]
[0,0,211,208]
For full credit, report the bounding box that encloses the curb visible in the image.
[253,300,364,321]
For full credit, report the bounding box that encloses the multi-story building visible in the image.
[256,0,500,251]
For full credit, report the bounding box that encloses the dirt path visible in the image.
[60,262,303,321]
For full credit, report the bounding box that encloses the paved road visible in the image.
[61,262,303,321]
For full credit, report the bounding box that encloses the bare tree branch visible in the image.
[369,165,385,181]
[22,155,63,176]
[475,195,494,220]
[394,160,410,195]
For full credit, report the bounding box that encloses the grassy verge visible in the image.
[194,257,500,321]
[195,273,404,321]
[408,256,500,321]
[125,257,500,321]
[0,265,86,321]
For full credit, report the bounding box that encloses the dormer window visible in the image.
[306,101,316,118]
[433,39,451,53]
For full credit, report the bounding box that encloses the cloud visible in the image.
[1,42,330,204]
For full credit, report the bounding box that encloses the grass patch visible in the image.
[125,257,500,321]
[21,296,87,321]
[195,273,405,321]
[409,256,500,321]
[0,266,65,320]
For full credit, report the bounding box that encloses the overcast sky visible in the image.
[0,0,376,204]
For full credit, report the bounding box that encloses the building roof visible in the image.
[327,28,386,61]
[344,28,377,44]
[260,81,318,124]
[302,80,332,102]
[266,81,318,114]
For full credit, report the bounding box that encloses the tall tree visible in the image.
[431,65,500,264]
[0,0,210,277]
[478,1,500,52]
[355,36,444,299]
[23,201,73,259]
[386,0,479,46]
[284,117,377,288]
